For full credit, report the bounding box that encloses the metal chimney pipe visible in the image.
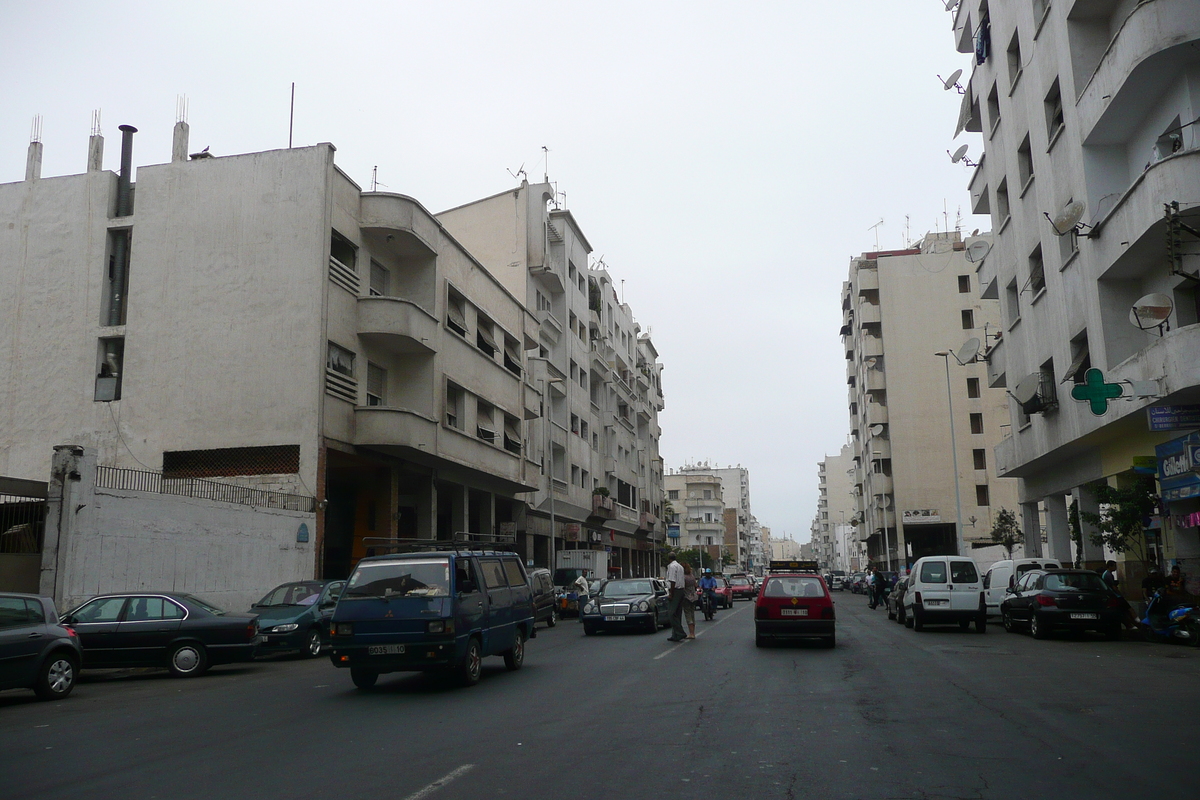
[116,124,137,217]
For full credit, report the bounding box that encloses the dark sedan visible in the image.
[0,593,83,700]
[1000,569,1122,640]
[582,579,670,635]
[63,592,260,677]
[251,580,344,658]
[527,568,558,628]
[885,577,909,624]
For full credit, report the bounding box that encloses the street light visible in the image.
[934,351,967,558]
[528,356,564,572]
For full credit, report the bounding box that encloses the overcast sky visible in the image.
[1,1,987,542]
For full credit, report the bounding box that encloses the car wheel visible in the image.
[34,652,77,701]
[825,634,836,649]
[887,605,896,621]
[896,606,906,626]
[959,620,971,631]
[167,643,208,678]
[975,612,987,634]
[504,629,525,671]
[459,637,483,686]
[304,628,323,658]
[583,623,597,636]
[755,633,767,648]
[1002,609,1016,633]
[912,607,924,632]
[1030,613,1049,640]
[546,608,557,628]
[351,667,378,689]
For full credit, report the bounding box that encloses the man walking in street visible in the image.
[666,554,687,641]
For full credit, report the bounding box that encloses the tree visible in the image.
[1078,478,1156,571]
[987,508,1023,558]
[1067,499,1083,568]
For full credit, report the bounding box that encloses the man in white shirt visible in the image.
[573,571,590,622]
[666,554,687,641]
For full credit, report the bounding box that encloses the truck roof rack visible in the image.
[361,532,518,556]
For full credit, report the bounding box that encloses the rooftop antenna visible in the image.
[943,199,949,235]
[176,95,188,124]
[30,114,42,143]
[868,218,883,250]
[621,279,625,304]
[542,145,550,182]
[904,214,911,248]
[90,109,102,137]
[370,166,387,192]
[288,82,296,148]
[955,205,963,234]
[507,163,527,181]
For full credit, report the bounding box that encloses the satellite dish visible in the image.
[965,240,991,263]
[864,356,879,369]
[1013,373,1041,410]
[942,69,963,90]
[956,337,981,364]
[874,495,892,509]
[869,424,886,436]
[950,144,969,163]
[1050,201,1086,235]
[1129,293,1174,330]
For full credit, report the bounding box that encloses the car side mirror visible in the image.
[60,614,74,625]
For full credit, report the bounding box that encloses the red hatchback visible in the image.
[754,573,835,647]
[728,575,756,600]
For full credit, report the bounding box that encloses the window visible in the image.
[1005,279,1020,327]
[445,383,463,429]
[950,561,979,583]
[366,362,386,406]
[986,82,1001,134]
[330,230,357,270]
[1006,30,1022,89]
[704,489,712,500]
[1044,79,1064,144]
[326,342,355,378]
[502,338,522,377]
[95,337,124,402]
[447,288,468,336]
[73,596,126,623]
[479,559,507,589]
[962,309,975,330]
[0,597,43,628]
[958,275,971,293]
[966,377,981,398]
[973,448,987,470]
[571,465,580,487]
[970,413,984,434]
[476,401,496,443]
[125,597,185,621]
[502,559,526,587]
[668,490,679,500]
[975,484,991,506]
[369,261,389,297]
[1065,330,1092,385]
[476,316,498,358]
[1027,245,1046,296]
[1017,135,1034,189]
[103,229,131,326]
[920,561,947,584]
[995,178,1010,224]
[503,415,522,454]
[163,445,300,479]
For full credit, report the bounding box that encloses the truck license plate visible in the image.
[368,644,405,655]
[604,615,626,621]
[781,608,808,617]
[1070,613,1098,620]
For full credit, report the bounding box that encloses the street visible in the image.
[2,597,1197,800]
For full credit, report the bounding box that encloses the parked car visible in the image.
[251,580,345,658]
[848,573,867,594]
[581,578,670,634]
[0,592,83,701]
[729,575,756,600]
[885,577,909,623]
[1000,569,1122,640]
[754,573,836,647]
[712,576,734,608]
[328,548,535,688]
[527,567,558,627]
[828,571,847,591]
[983,559,1063,616]
[62,592,260,677]
[902,556,986,633]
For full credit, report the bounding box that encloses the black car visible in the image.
[581,578,670,635]
[885,577,909,624]
[1000,569,1122,640]
[527,568,558,628]
[63,592,260,677]
[251,580,345,658]
[0,593,83,700]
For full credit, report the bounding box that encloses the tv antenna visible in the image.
[541,145,550,182]
[868,218,884,250]
[1129,293,1173,335]
[948,144,978,167]
[938,69,965,94]
[507,163,527,182]
[1045,200,1091,236]
[370,166,387,192]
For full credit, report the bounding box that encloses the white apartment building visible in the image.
[948,2,1200,577]
[667,464,754,569]
[813,444,857,571]
[747,516,768,573]
[841,232,1018,571]
[772,537,802,562]
[437,182,666,578]
[664,472,727,566]
[0,120,540,600]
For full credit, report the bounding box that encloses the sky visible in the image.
[0,0,988,543]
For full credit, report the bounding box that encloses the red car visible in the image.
[712,576,734,608]
[729,575,756,600]
[754,573,836,648]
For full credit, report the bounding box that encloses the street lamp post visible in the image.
[935,351,967,558]
[528,356,563,572]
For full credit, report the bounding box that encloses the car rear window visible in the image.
[1044,573,1107,592]
[950,561,979,583]
[763,577,825,598]
[920,562,947,583]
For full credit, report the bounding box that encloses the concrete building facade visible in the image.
[947,2,1200,581]
[812,444,857,571]
[667,464,754,570]
[840,232,1018,571]
[664,472,727,566]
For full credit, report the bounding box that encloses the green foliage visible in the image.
[1079,479,1156,569]
[592,487,610,497]
[988,508,1024,558]
[1067,500,1083,568]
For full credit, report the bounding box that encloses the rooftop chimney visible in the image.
[172,121,189,163]
[116,124,137,217]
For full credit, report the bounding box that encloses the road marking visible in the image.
[654,605,749,660]
[400,764,475,800]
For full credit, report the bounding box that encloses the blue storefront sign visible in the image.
[1148,405,1200,431]
[667,524,680,539]
[1156,432,1200,502]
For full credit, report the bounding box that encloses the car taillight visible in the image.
[1036,594,1057,607]
[755,605,768,619]
[334,622,353,636]
[65,626,77,638]
[913,591,922,604]
[246,621,258,639]
[1107,597,1123,608]
[821,606,835,620]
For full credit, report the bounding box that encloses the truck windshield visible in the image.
[345,559,451,599]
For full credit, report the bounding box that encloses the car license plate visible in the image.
[1070,612,1098,620]
[781,608,808,617]
[604,615,626,621]
[926,599,949,606]
[368,644,405,655]
[254,635,266,644]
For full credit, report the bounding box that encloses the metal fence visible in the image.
[0,496,45,554]
[96,466,316,513]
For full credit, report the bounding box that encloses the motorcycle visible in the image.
[699,589,717,621]
[1141,590,1200,645]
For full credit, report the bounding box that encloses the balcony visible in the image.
[855,268,878,293]
[865,400,888,426]
[861,335,884,358]
[869,474,894,496]
[357,297,438,354]
[591,494,615,519]
[866,439,891,460]
[523,378,540,420]
[863,370,886,393]
[985,335,1006,389]
[858,303,882,327]
[639,510,658,531]
[537,308,562,341]
[360,194,439,254]
[686,520,725,535]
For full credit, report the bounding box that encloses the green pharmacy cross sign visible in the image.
[1071,368,1124,415]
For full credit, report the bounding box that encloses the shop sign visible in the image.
[564,523,581,542]
[667,524,680,539]
[902,509,941,524]
[1156,433,1200,502]
[499,522,516,535]
[1148,405,1200,431]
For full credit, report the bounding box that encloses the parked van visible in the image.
[903,555,986,633]
[328,547,535,688]
[983,559,1063,616]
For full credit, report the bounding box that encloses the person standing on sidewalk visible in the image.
[666,554,687,641]
[682,564,698,639]
[866,568,879,609]
[573,571,591,622]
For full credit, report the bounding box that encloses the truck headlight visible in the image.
[335,623,353,636]
[428,620,454,634]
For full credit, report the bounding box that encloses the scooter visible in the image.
[699,590,717,621]
[1141,591,1200,645]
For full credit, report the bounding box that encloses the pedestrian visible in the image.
[1142,566,1166,601]
[682,563,698,639]
[573,570,591,622]
[1101,560,1138,633]
[867,568,879,609]
[666,554,687,641]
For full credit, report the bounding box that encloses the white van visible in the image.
[982,559,1063,616]
[903,555,986,632]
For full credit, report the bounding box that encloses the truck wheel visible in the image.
[503,629,525,671]
[351,667,378,689]
[546,608,557,628]
[459,637,483,686]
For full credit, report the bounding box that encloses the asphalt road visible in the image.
[2,596,1197,800]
